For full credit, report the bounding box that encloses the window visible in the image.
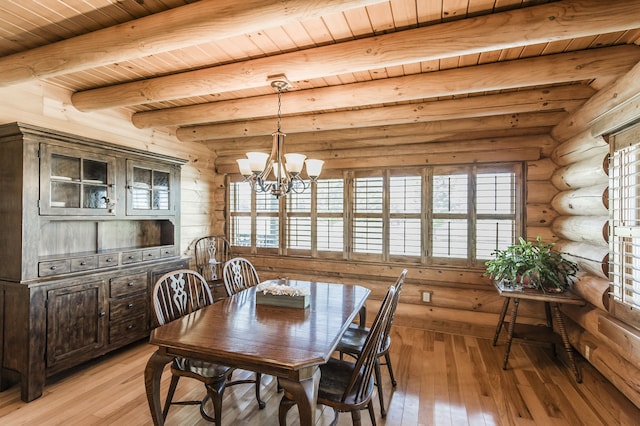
[228,163,522,268]
[317,179,344,253]
[610,124,640,318]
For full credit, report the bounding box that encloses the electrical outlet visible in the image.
[585,345,591,360]
[422,291,431,303]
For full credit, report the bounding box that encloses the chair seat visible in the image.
[172,357,232,382]
[337,323,391,356]
[318,358,375,409]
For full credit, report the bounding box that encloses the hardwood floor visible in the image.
[0,325,638,425]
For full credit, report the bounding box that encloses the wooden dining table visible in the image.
[144,278,370,426]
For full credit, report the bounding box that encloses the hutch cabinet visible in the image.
[0,122,188,402]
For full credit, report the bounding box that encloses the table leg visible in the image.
[493,297,510,346]
[503,298,520,370]
[278,368,320,426]
[544,302,557,357]
[358,305,367,327]
[144,350,173,426]
[550,303,582,383]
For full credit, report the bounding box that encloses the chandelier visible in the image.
[236,79,323,198]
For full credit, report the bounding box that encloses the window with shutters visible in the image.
[609,123,640,326]
[228,163,522,268]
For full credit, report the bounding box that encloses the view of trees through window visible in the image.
[228,163,522,268]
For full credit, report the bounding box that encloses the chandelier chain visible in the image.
[276,87,283,132]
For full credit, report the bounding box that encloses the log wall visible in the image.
[548,60,640,408]
[0,81,217,261]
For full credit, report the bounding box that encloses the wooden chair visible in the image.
[151,269,265,425]
[221,257,264,392]
[278,285,396,426]
[194,235,232,301]
[336,269,408,417]
[223,257,260,296]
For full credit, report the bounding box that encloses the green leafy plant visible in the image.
[484,236,579,292]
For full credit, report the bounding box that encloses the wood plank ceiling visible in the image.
[1,0,640,170]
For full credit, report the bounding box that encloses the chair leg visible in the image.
[255,373,266,409]
[350,408,362,426]
[384,352,397,387]
[374,359,386,418]
[162,375,180,419]
[368,402,377,426]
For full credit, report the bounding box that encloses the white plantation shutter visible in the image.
[610,124,640,312]
[389,175,421,256]
[317,179,344,252]
[256,190,279,248]
[286,187,311,250]
[432,171,469,259]
[353,176,383,255]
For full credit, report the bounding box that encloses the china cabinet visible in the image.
[0,122,188,402]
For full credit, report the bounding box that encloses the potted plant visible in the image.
[484,236,579,292]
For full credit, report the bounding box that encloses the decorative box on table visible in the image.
[255,281,310,309]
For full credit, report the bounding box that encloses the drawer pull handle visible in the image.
[147,253,153,257]
[127,303,134,308]
[80,261,86,266]
[99,311,106,317]
[50,265,57,270]
[127,325,133,330]
[106,258,113,263]
[127,282,134,287]
[128,255,134,259]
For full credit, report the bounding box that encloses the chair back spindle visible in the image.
[223,257,260,296]
[152,269,214,325]
[194,236,232,282]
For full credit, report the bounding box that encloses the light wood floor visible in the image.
[0,325,638,425]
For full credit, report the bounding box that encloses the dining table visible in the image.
[144,278,370,426]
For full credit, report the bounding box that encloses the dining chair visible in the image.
[336,268,408,417]
[193,235,232,301]
[223,257,260,296]
[151,269,265,425]
[278,285,396,426]
[221,257,265,395]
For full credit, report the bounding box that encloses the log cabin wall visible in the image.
[549,62,640,407]
[0,80,217,260]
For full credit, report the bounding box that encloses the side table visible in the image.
[492,281,586,383]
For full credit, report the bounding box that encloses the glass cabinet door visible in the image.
[40,144,116,215]
[126,159,175,215]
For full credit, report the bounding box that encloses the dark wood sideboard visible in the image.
[0,122,189,402]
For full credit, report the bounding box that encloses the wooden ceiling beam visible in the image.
[0,0,384,87]
[176,87,588,141]
[553,59,640,141]
[71,0,640,111]
[201,111,567,151]
[215,135,555,166]
[132,45,638,129]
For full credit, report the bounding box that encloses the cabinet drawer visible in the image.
[110,272,148,298]
[121,250,143,264]
[70,256,97,272]
[160,246,176,258]
[110,293,148,321]
[39,259,70,277]
[109,315,148,345]
[142,248,161,261]
[98,254,119,268]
